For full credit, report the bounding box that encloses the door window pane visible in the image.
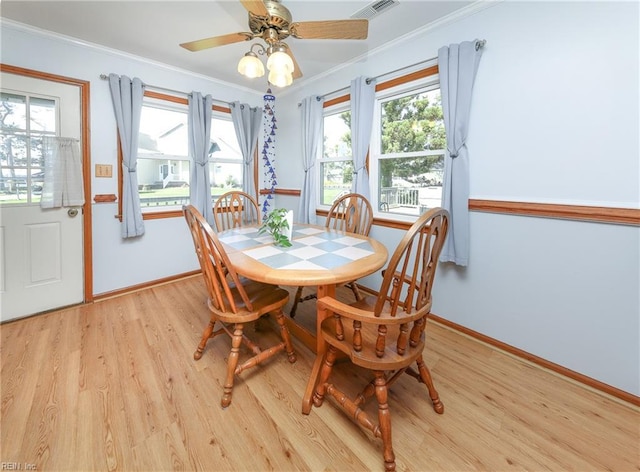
[29,97,56,133]
[1,93,27,130]
[0,92,55,205]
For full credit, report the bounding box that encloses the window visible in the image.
[136,100,189,211]
[319,108,353,205]
[371,83,444,217]
[0,92,56,205]
[126,94,241,215]
[209,117,242,195]
[320,67,444,219]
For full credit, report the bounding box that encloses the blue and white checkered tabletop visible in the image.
[218,224,378,271]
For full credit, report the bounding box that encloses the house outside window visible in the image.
[319,108,353,205]
[320,68,444,219]
[131,95,241,215]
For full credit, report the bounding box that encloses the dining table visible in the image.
[217,223,389,412]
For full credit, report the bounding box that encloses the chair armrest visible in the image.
[317,296,422,325]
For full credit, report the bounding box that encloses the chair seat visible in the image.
[210,280,290,324]
[320,303,426,371]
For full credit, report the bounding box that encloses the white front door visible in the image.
[0,72,84,321]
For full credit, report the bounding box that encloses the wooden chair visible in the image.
[183,204,296,408]
[290,192,373,317]
[307,207,449,471]
[213,190,260,232]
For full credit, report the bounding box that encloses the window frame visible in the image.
[318,63,442,223]
[369,75,444,222]
[318,102,353,206]
[116,91,238,220]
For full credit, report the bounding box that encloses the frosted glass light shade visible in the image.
[266,51,294,74]
[237,53,265,78]
[268,70,293,88]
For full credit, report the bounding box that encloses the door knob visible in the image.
[68,208,79,217]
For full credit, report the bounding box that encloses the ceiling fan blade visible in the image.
[282,43,303,79]
[290,19,368,40]
[240,0,269,17]
[180,32,252,52]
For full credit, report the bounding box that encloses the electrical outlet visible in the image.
[95,164,113,178]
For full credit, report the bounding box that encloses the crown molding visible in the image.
[0,18,263,98]
[285,0,501,97]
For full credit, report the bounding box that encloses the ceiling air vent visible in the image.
[351,0,400,20]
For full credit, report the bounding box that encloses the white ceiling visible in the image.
[1,0,475,92]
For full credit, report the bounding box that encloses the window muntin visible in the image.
[320,109,353,205]
[0,92,56,205]
[132,96,242,214]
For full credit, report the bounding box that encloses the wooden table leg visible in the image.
[302,284,334,414]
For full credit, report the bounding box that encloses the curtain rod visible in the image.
[306,39,486,104]
[99,74,231,107]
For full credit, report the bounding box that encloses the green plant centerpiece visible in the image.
[259,208,293,247]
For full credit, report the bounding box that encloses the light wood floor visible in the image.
[1,276,638,471]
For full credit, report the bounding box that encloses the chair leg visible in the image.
[313,345,337,407]
[289,286,305,318]
[349,281,363,301]
[416,356,444,414]
[374,371,396,472]
[273,309,297,363]
[221,323,244,408]
[194,319,215,360]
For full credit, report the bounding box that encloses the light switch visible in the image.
[95,164,113,178]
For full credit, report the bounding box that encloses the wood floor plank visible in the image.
[1,277,638,471]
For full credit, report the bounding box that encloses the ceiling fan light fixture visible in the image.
[266,50,294,74]
[268,69,293,88]
[237,51,265,78]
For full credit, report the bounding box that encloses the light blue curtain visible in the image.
[108,74,145,238]
[188,92,214,226]
[297,95,324,224]
[438,40,484,266]
[350,76,376,201]
[230,101,262,201]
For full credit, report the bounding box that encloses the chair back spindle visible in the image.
[374,209,449,319]
[326,193,373,235]
[213,190,260,232]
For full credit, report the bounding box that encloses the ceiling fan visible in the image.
[180,0,368,86]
